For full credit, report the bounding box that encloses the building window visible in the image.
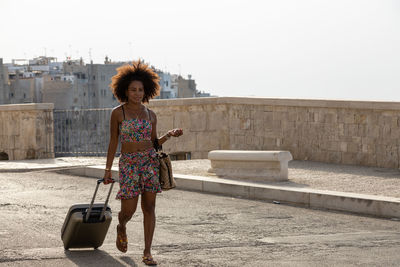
[84,92,86,96]
[93,75,95,80]
[10,93,14,98]
[24,93,26,98]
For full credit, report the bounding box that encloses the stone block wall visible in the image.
[150,99,230,159]
[149,97,400,169]
[0,103,54,160]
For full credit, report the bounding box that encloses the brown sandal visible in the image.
[116,224,128,253]
[142,255,157,266]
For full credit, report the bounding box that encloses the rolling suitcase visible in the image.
[61,178,115,250]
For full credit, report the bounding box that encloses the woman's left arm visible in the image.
[150,110,183,146]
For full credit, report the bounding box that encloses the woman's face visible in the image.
[126,80,144,104]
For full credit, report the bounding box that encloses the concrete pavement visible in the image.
[2,157,400,197]
[2,157,400,218]
[1,170,400,266]
[44,157,400,219]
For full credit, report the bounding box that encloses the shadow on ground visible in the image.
[64,249,138,266]
[211,174,312,188]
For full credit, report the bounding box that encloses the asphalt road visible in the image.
[1,170,400,266]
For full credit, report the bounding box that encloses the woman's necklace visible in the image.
[125,104,144,120]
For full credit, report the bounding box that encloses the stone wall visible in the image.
[0,103,54,160]
[149,97,400,169]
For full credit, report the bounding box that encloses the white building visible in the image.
[157,71,177,99]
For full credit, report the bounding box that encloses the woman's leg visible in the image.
[119,197,139,227]
[141,192,157,257]
[117,197,139,252]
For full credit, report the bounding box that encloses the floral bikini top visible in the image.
[119,105,152,143]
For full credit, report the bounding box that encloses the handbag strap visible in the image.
[146,107,151,122]
[154,138,162,152]
[148,108,163,152]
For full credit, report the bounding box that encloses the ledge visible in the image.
[63,166,400,219]
[148,96,400,111]
[0,103,54,111]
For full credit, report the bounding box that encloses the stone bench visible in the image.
[207,150,293,182]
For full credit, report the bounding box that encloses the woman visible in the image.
[103,60,183,265]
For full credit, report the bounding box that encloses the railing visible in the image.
[54,108,117,157]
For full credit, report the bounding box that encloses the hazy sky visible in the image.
[1,0,399,101]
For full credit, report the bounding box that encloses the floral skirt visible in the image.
[116,149,161,200]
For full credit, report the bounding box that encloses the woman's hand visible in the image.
[158,128,183,146]
[103,170,113,184]
[168,128,183,137]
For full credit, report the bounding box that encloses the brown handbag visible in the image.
[154,139,176,190]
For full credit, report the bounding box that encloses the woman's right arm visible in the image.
[103,108,120,183]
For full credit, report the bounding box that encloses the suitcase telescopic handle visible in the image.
[85,178,116,222]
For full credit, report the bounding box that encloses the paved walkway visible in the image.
[1,170,400,266]
[2,157,400,198]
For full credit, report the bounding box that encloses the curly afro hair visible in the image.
[110,60,160,103]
